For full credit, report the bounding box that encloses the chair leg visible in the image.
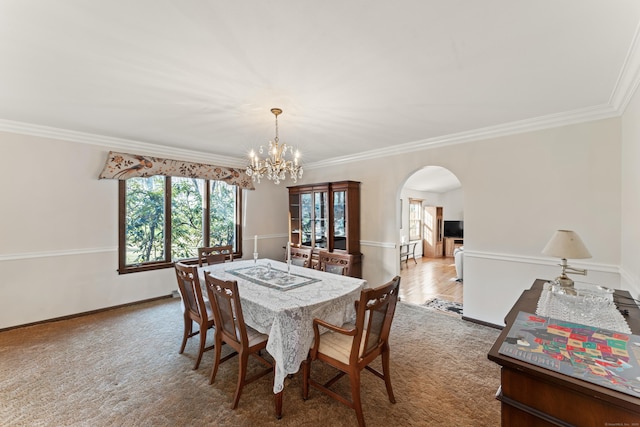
[231,351,249,409]
[209,333,223,384]
[302,358,310,400]
[275,391,283,419]
[349,371,365,427]
[381,347,396,403]
[179,316,191,354]
[193,323,207,370]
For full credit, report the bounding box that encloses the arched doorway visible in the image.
[398,166,464,307]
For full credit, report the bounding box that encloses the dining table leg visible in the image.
[275,391,283,419]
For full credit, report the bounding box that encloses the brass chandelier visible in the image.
[246,108,303,185]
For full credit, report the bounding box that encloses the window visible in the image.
[119,176,242,273]
[409,198,422,241]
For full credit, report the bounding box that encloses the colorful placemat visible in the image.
[499,311,640,398]
[228,264,320,291]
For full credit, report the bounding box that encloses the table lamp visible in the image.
[542,230,592,294]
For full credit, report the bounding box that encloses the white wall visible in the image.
[621,84,640,293]
[303,117,625,326]
[442,188,464,221]
[0,131,287,329]
[0,114,634,329]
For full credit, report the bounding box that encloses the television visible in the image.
[443,220,463,238]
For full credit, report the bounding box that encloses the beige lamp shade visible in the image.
[542,230,592,259]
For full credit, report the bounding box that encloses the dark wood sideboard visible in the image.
[487,279,640,426]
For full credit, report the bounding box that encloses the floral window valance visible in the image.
[98,151,255,190]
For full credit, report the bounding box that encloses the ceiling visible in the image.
[1,1,640,173]
[404,166,461,193]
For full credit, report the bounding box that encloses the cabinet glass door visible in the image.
[333,190,346,250]
[300,193,313,246]
[289,193,300,246]
[314,191,327,248]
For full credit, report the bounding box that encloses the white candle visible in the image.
[254,235,257,253]
[286,241,291,262]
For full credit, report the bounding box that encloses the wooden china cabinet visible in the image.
[287,181,362,278]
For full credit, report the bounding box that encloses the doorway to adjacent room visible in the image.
[398,166,463,306]
[399,256,462,304]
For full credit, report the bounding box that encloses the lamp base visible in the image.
[552,275,577,295]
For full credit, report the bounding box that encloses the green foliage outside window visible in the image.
[209,180,237,250]
[121,176,240,272]
[125,176,165,264]
[171,177,205,260]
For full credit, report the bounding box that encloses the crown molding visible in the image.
[0,119,247,168]
[609,19,640,113]
[0,102,623,173]
[304,103,620,170]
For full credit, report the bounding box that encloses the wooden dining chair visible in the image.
[204,273,278,416]
[318,251,353,276]
[302,276,401,427]
[174,262,216,370]
[198,245,233,266]
[289,246,313,268]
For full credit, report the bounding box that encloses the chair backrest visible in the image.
[351,276,401,364]
[198,245,233,267]
[319,251,353,276]
[204,274,247,347]
[289,246,313,268]
[174,262,207,322]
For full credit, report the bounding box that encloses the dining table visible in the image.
[198,258,367,402]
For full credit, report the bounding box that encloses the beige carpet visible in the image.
[0,298,501,426]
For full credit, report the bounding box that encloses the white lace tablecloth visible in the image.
[536,282,631,334]
[199,258,366,393]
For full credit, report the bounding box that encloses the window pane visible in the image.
[409,200,422,241]
[209,180,237,250]
[125,176,165,264]
[171,177,205,260]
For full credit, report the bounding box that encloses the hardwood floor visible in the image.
[398,256,463,305]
